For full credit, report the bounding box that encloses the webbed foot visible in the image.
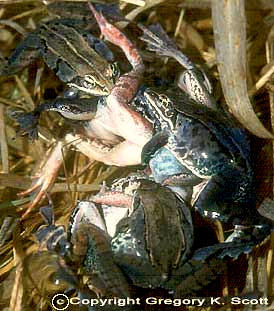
[139,23,217,110]
[139,23,193,68]
[226,224,273,245]
[172,238,267,296]
[36,205,70,257]
[139,24,179,56]
[10,110,40,141]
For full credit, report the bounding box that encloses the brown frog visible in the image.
[3,4,152,218]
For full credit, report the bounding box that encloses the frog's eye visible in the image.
[98,97,106,106]
[61,104,70,111]
[84,75,97,89]
[146,90,158,100]
[64,88,79,99]
[159,94,171,107]
[111,63,120,78]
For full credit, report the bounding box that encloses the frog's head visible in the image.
[142,89,175,131]
[68,62,120,96]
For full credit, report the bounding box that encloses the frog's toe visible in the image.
[193,240,256,262]
[19,142,64,219]
[20,188,47,219]
[35,205,70,257]
[228,223,272,240]
[19,174,58,219]
[139,23,179,59]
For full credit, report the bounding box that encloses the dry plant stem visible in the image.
[0,97,26,109]
[248,61,274,97]
[8,6,46,21]
[9,261,23,311]
[14,76,35,111]
[266,237,273,294]
[0,104,9,172]
[266,28,274,197]
[174,9,185,38]
[0,257,13,276]
[121,0,145,6]
[0,19,27,36]
[10,227,24,311]
[0,174,101,192]
[125,0,165,21]
[177,0,274,10]
[211,0,273,139]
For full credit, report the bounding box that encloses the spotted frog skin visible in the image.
[35,179,265,298]
[136,25,273,241]
[0,4,119,96]
[91,174,194,289]
[4,4,152,218]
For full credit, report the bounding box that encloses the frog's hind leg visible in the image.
[0,33,42,76]
[88,2,143,71]
[72,223,131,298]
[193,163,261,226]
[193,169,273,244]
[139,23,194,69]
[65,133,144,166]
[139,23,218,110]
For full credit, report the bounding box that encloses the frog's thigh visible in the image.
[65,133,141,166]
[193,167,246,222]
[97,140,142,166]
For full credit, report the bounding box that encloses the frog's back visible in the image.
[167,89,252,169]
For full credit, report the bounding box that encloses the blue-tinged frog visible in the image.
[136,24,272,241]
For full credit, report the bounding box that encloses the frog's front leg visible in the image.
[12,97,100,141]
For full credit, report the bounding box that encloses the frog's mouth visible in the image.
[55,105,97,120]
[38,97,100,121]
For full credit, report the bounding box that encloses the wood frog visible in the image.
[136,24,272,241]
[35,177,263,297]
[3,4,152,218]
[91,174,194,289]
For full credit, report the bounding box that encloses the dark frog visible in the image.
[34,178,265,298]
[140,88,263,226]
[34,174,194,294]
[91,174,194,289]
[137,24,273,238]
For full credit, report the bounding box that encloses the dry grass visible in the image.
[0,0,273,310]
